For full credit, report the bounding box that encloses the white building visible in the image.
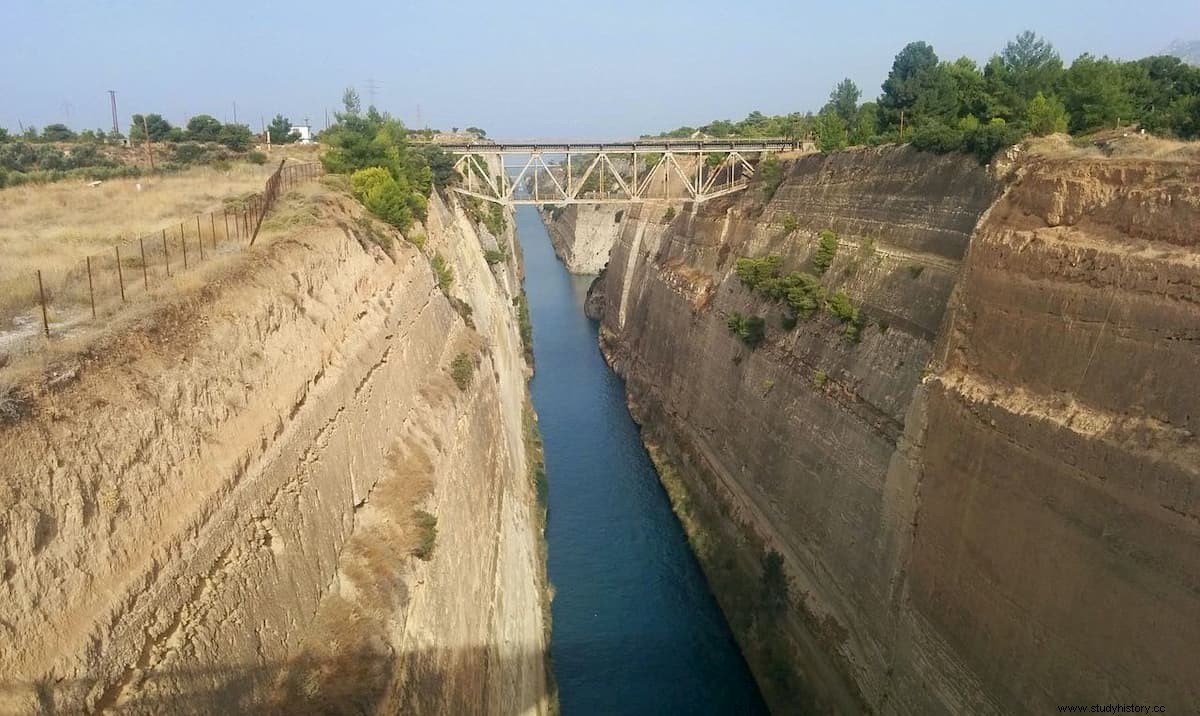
[289,124,314,144]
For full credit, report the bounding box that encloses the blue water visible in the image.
[516,205,767,715]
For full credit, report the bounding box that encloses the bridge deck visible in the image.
[438,139,798,154]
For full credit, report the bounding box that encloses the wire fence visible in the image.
[0,161,323,342]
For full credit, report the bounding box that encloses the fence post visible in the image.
[211,214,217,251]
[139,238,149,289]
[162,229,171,277]
[37,270,49,338]
[87,256,96,318]
[197,216,205,261]
[181,223,189,269]
[116,245,126,302]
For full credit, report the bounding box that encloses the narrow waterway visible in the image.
[516,205,767,715]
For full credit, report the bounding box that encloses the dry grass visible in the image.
[0,162,276,281]
[1025,131,1200,163]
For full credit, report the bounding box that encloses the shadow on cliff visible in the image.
[1,644,552,715]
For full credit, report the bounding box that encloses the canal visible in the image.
[516,205,767,714]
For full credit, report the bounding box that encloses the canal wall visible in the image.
[580,142,1200,713]
[0,185,550,713]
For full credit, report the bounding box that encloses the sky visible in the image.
[2,0,1197,141]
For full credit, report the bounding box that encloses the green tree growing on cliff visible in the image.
[759,550,789,619]
[812,230,839,275]
[1025,92,1068,135]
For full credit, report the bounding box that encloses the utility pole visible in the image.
[142,114,155,170]
[108,90,119,136]
[899,110,905,141]
[232,101,238,124]
[263,116,270,148]
[324,108,329,131]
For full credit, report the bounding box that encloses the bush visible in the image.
[430,253,453,293]
[351,167,416,231]
[246,150,268,165]
[812,229,838,275]
[911,121,965,153]
[760,550,790,619]
[727,312,766,349]
[484,247,507,265]
[828,290,866,342]
[759,154,784,201]
[663,206,676,222]
[412,510,438,560]
[781,213,798,234]
[907,264,924,278]
[734,255,825,321]
[450,352,474,390]
[828,289,856,322]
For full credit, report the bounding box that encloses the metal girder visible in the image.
[449,142,793,206]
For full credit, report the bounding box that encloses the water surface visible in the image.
[517,205,767,715]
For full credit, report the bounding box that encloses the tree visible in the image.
[826,78,861,125]
[465,126,488,138]
[0,127,9,143]
[41,124,76,142]
[849,102,878,144]
[217,123,253,151]
[814,111,848,152]
[760,550,789,619]
[944,57,989,121]
[1061,54,1132,132]
[1025,92,1068,135]
[1000,31,1064,108]
[342,87,361,116]
[879,41,942,129]
[267,114,300,144]
[186,114,223,142]
[129,113,172,142]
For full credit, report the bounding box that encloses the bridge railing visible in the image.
[437,138,801,153]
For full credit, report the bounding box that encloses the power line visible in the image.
[363,77,382,108]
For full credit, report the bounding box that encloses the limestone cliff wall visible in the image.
[541,205,624,274]
[0,185,549,714]
[591,145,1200,713]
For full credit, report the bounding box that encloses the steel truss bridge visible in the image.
[440,139,802,206]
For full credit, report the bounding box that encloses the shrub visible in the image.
[734,256,783,291]
[812,229,838,275]
[828,290,866,342]
[412,510,438,560]
[812,370,827,388]
[907,264,924,278]
[828,289,856,322]
[733,255,825,321]
[514,294,534,362]
[450,352,474,390]
[430,253,453,293]
[759,154,784,201]
[727,312,766,349]
[759,550,790,619]
[784,275,824,318]
[484,247,507,265]
[246,150,268,165]
[781,213,798,235]
[663,206,676,222]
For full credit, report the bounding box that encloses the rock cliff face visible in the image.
[541,205,624,274]
[587,145,1200,713]
[0,186,550,714]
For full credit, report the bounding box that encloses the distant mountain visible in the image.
[1164,39,1200,65]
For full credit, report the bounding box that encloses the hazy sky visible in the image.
[2,0,1196,141]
